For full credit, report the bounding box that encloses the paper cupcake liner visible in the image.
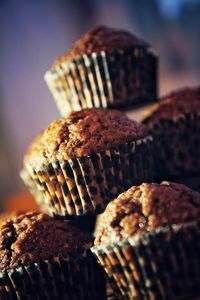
[21,167,96,234]
[22,136,153,217]
[143,112,200,181]
[92,220,200,300]
[0,251,106,300]
[45,48,158,116]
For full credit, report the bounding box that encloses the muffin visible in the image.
[92,182,200,300]
[142,87,200,181]
[0,212,19,224]
[21,108,154,217]
[20,135,49,212]
[45,25,158,115]
[0,211,106,300]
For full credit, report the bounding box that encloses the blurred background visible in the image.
[0,0,200,211]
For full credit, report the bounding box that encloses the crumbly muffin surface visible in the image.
[24,108,147,168]
[53,25,147,66]
[143,87,200,124]
[0,212,92,271]
[95,182,200,247]
[142,87,200,178]
[0,212,19,224]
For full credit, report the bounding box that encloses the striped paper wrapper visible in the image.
[92,220,200,300]
[143,113,200,181]
[0,251,106,300]
[22,136,154,217]
[45,47,158,116]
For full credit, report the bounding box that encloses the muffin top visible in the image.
[0,212,92,271]
[24,108,147,168]
[143,87,200,125]
[95,181,200,247]
[0,212,19,224]
[52,25,147,67]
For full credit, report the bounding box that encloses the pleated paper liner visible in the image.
[107,283,118,300]
[22,136,153,217]
[44,47,158,116]
[92,220,200,300]
[0,251,106,300]
[143,112,200,181]
[20,169,96,234]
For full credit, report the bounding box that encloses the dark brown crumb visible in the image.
[142,87,200,178]
[143,87,200,124]
[24,108,147,168]
[52,25,148,67]
[0,212,92,271]
[95,181,200,247]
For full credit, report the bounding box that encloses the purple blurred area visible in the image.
[0,0,200,207]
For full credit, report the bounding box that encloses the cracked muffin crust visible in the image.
[95,181,200,247]
[21,108,153,217]
[0,211,92,271]
[52,25,147,67]
[142,87,200,179]
[143,87,200,122]
[45,25,157,115]
[24,108,147,168]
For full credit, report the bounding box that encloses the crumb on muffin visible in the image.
[143,87,200,124]
[0,212,92,271]
[95,181,200,247]
[24,108,147,168]
[52,25,148,67]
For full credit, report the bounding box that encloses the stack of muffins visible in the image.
[1,25,200,300]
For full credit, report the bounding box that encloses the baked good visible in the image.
[21,108,153,216]
[0,211,106,299]
[45,25,158,115]
[0,212,19,224]
[142,87,200,180]
[93,182,200,299]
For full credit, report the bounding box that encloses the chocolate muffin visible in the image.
[0,211,106,300]
[21,108,153,217]
[92,182,200,300]
[45,25,158,115]
[142,87,200,182]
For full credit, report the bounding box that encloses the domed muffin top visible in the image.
[24,108,147,168]
[0,212,92,271]
[143,87,200,125]
[95,181,200,247]
[52,25,147,67]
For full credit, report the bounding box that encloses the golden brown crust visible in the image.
[143,87,200,124]
[52,25,147,67]
[94,182,200,247]
[24,108,147,168]
[0,212,20,224]
[0,212,92,271]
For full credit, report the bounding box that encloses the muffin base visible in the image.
[0,251,106,300]
[92,220,200,300]
[22,136,153,217]
[45,48,158,115]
